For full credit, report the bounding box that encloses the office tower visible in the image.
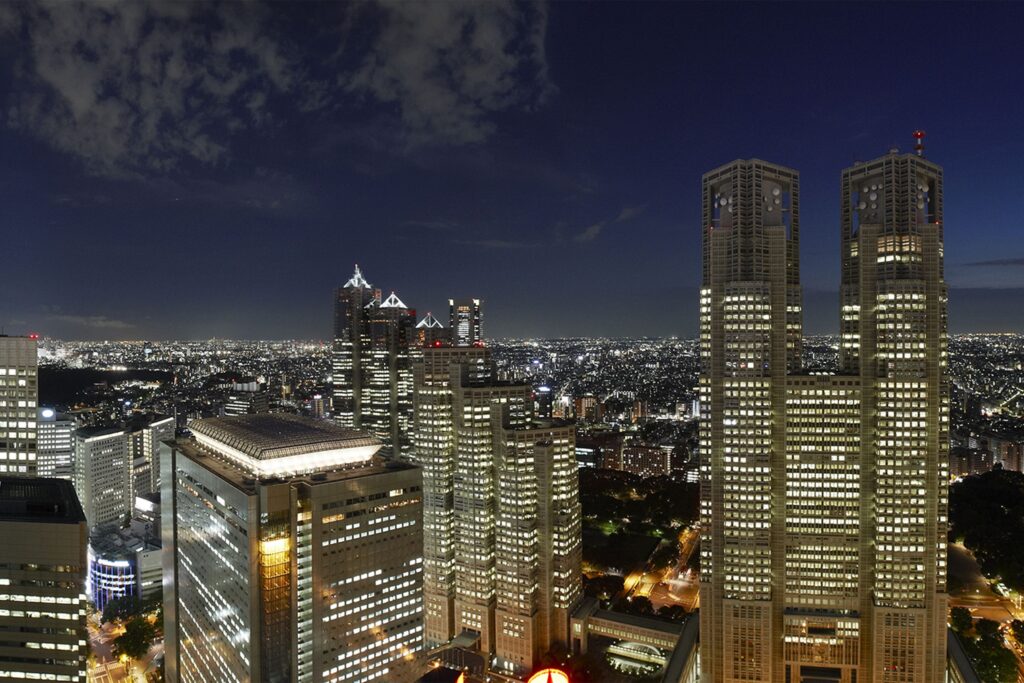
[332,265,417,459]
[414,345,581,674]
[492,416,582,676]
[837,146,948,679]
[311,393,325,418]
[37,407,76,479]
[161,414,424,683]
[416,312,449,347]
[413,346,492,647]
[448,298,483,347]
[0,336,38,476]
[74,426,130,528]
[126,413,174,498]
[0,477,88,682]
[332,265,379,428]
[699,146,947,682]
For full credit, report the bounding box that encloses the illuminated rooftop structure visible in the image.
[189,413,381,478]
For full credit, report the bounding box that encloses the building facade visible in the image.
[74,426,130,528]
[0,477,89,683]
[699,149,948,682]
[448,298,483,347]
[37,407,75,479]
[414,345,582,675]
[161,413,424,683]
[127,413,174,499]
[0,336,38,476]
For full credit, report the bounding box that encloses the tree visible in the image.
[101,595,139,624]
[112,616,157,661]
[950,606,973,633]
[1010,619,1024,643]
[976,617,1002,644]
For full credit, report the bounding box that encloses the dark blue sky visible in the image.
[2,1,1022,340]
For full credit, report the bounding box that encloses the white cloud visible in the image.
[342,0,552,146]
[2,1,553,177]
[46,314,134,330]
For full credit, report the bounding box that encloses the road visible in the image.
[88,613,163,683]
[624,527,700,612]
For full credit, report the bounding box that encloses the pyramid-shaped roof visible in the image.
[380,292,407,309]
[416,312,444,329]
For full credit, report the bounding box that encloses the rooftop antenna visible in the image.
[913,130,926,157]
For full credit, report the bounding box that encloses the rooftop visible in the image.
[188,413,383,478]
[0,477,85,524]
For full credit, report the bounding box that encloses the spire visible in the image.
[344,264,371,289]
[379,291,407,309]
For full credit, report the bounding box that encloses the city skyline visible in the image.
[3,2,1024,340]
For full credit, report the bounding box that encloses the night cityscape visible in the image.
[2,2,1024,683]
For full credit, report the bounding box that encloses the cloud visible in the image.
[3,2,298,178]
[1,1,553,177]
[963,257,1024,267]
[573,204,646,243]
[345,1,553,147]
[46,315,134,330]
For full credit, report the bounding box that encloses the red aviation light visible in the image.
[527,669,570,683]
[28,333,39,340]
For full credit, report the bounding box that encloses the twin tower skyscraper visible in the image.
[700,141,948,682]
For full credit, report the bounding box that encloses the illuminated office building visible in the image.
[161,413,424,683]
[73,426,130,528]
[332,265,416,459]
[37,407,75,480]
[0,477,88,683]
[448,298,483,347]
[413,345,581,674]
[0,336,38,476]
[415,312,449,347]
[699,144,947,681]
[126,413,174,498]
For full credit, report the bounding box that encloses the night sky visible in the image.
[2,2,1023,340]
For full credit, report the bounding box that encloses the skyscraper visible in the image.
[448,298,483,347]
[73,425,130,528]
[161,414,424,683]
[413,343,581,675]
[332,266,416,459]
[37,407,76,480]
[0,477,89,683]
[0,336,38,476]
[699,145,947,681]
[126,413,174,498]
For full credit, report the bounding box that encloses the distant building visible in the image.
[74,425,130,528]
[311,393,325,418]
[37,407,76,479]
[448,298,483,347]
[535,386,553,418]
[0,336,38,476]
[416,312,449,347]
[621,444,672,478]
[126,413,174,498]
[161,414,424,683]
[332,265,417,459]
[949,446,993,478]
[223,381,270,416]
[0,477,88,681]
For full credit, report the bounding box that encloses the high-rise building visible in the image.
[37,407,76,480]
[413,345,581,675]
[161,413,424,683]
[73,426,130,528]
[126,413,174,499]
[699,145,947,681]
[448,298,483,347]
[0,336,38,476]
[0,477,88,682]
[332,266,417,459]
[223,380,270,416]
[492,417,582,676]
[415,312,449,347]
